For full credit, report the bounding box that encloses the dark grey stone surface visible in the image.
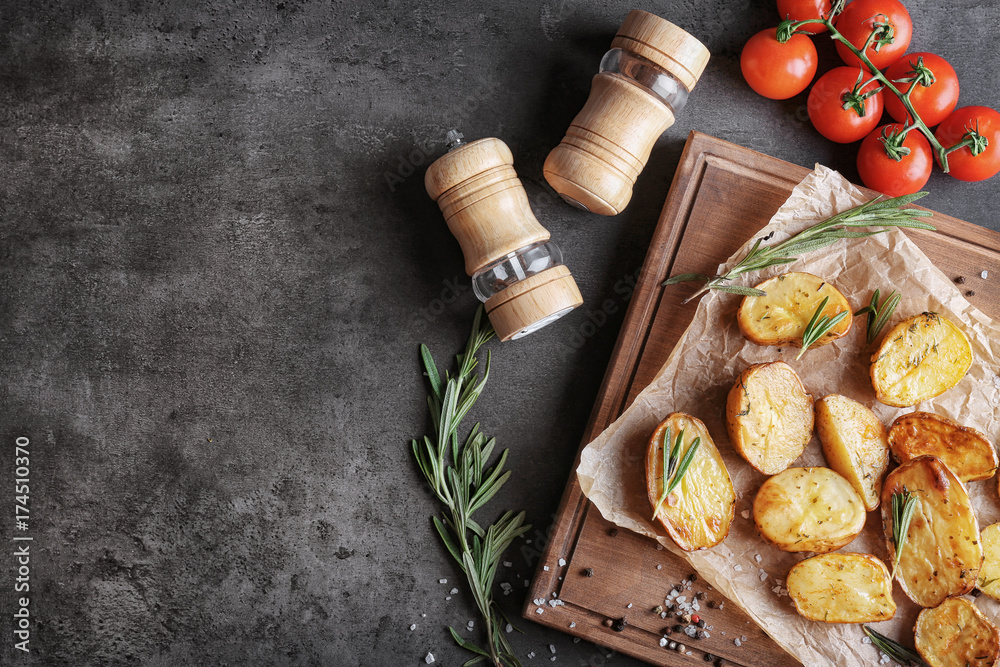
[1,1,998,665]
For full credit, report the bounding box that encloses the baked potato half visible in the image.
[882,457,983,607]
[786,553,895,623]
[646,413,736,551]
[977,523,1000,601]
[737,272,852,348]
[815,394,889,512]
[870,312,973,407]
[915,597,1000,667]
[753,467,866,553]
[726,361,814,475]
[888,411,998,482]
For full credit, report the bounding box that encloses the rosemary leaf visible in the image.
[795,297,849,360]
[891,490,918,579]
[666,437,701,495]
[411,306,529,667]
[862,626,928,666]
[664,193,935,300]
[709,284,768,297]
[855,289,901,346]
[651,427,674,520]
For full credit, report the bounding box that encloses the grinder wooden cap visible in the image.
[611,10,710,91]
[485,265,583,341]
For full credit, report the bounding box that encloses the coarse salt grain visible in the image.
[468,621,475,629]
[450,588,459,595]
[558,558,567,567]
[734,638,742,647]
[445,596,451,601]
[506,623,513,633]
[754,554,762,563]
[543,566,550,571]
[759,572,768,582]
[741,510,750,520]
[659,637,668,647]
[410,624,416,631]
[425,652,435,664]
[627,603,633,608]
[656,564,662,570]
[569,622,576,628]
[536,608,544,614]
[503,561,512,567]
[438,579,447,584]
[983,270,990,279]
[734,564,742,572]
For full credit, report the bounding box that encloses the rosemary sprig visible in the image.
[855,288,901,346]
[651,428,701,519]
[411,306,530,667]
[663,193,935,302]
[796,296,849,360]
[890,489,918,580]
[862,626,928,666]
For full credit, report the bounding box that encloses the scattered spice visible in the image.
[583,568,594,578]
[608,528,618,537]
[653,605,664,614]
[603,618,613,628]
[704,654,715,662]
[612,617,627,632]
[972,588,982,598]
[688,573,698,582]
[676,643,687,653]
[967,290,976,297]
[955,276,966,284]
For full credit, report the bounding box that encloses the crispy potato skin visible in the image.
[815,394,889,512]
[726,362,814,475]
[737,272,852,348]
[915,597,1000,667]
[978,523,1000,601]
[888,411,998,482]
[786,553,895,623]
[882,457,983,607]
[646,413,736,551]
[870,312,973,407]
[753,467,866,553]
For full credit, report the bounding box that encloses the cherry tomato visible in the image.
[935,106,1000,182]
[857,124,932,196]
[777,0,833,33]
[741,28,818,100]
[835,0,912,70]
[807,66,884,143]
[884,53,960,127]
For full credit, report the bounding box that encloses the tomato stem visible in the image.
[790,17,953,172]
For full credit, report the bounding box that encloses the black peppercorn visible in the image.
[704,654,714,662]
[612,617,627,632]
[967,290,977,297]
[688,573,698,582]
[583,567,594,578]
[608,528,618,537]
[673,624,684,634]
[697,619,706,628]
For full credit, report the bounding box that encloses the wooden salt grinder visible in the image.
[544,10,710,215]
[425,134,583,341]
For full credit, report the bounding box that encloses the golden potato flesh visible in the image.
[915,597,1000,667]
[870,312,973,407]
[815,394,889,512]
[737,272,852,348]
[888,411,998,483]
[786,553,895,623]
[753,467,866,553]
[646,413,736,551]
[881,457,982,607]
[726,362,814,475]
[978,523,1000,601]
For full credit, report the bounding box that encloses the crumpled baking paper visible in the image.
[577,165,1000,666]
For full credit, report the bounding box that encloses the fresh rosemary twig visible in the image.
[890,489,918,580]
[862,626,928,666]
[651,428,700,519]
[411,306,530,667]
[855,288,901,346]
[663,193,935,303]
[796,296,849,360]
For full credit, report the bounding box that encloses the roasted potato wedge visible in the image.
[888,411,998,482]
[815,394,889,511]
[646,413,736,551]
[786,553,895,623]
[977,523,1000,601]
[753,467,866,553]
[915,597,1000,667]
[870,312,973,407]
[726,361,814,475]
[882,457,983,607]
[737,272,852,348]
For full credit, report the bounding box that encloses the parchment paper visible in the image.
[577,165,1000,666]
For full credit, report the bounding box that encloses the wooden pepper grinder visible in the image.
[544,10,710,216]
[425,132,583,341]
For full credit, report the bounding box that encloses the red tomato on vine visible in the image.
[807,66,884,143]
[835,0,912,70]
[884,53,960,127]
[776,0,833,34]
[935,106,1000,182]
[741,28,818,100]
[857,124,932,196]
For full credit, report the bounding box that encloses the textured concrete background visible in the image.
[1,1,999,665]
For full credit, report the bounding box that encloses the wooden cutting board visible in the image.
[522,131,1000,666]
